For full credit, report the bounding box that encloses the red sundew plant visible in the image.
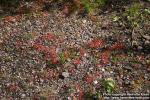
[88,39,103,48]
[31,32,60,65]
[7,83,18,92]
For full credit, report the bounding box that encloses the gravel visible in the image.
[0,10,150,99]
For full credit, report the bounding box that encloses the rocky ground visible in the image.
[0,8,150,99]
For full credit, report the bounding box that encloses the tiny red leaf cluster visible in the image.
[109,42,124,50]
[84,74,93,84]
[88,39,103,48]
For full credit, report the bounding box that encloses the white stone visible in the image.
[82,20,87,23]
[21,94,26,98]
[62,72,69,78]
[84,53,87,57]
[89,67,93,70]
[94,80,98,84]
[102,68,105,72]
[110,71,113,74]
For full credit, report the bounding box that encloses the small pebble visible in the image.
[21,94,26,98]
[62,72,69,78]
[110,71,113,74]
[82,20,87,23]
[101,68,105,72]
[93,80,98,84]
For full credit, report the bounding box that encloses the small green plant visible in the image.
[81,0,108,14]
[102,78,116,93]
[81,0,92,13]
[58,0,109,14]
[123,3,143,28]
[59,52,66,64]
[123,3,149,28]
[122,3,149,45]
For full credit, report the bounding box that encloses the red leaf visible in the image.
[41,11,49,17]
[79,48,86,57]
[63,50,69,59]
[44,54,51,60]
[109,42,124,50]
[15,40,22,49]
[100,51,110,64]
[75,84,84,100]
[49,46,59,64]
[47,69,56,78]
[84,74,93,84]
[7,84,18,92]
[96,63,102,67]
[68,67,76,75]
[62,5,69,15]
[41,33,55,41]
[94,72,102,77]
[73,58,81,65]
[14,15,22,21]
[3,16,15,22]
[49,46,56,54]
[88,39,103,48]
[51,57,59,64]
[33,43,46,52]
